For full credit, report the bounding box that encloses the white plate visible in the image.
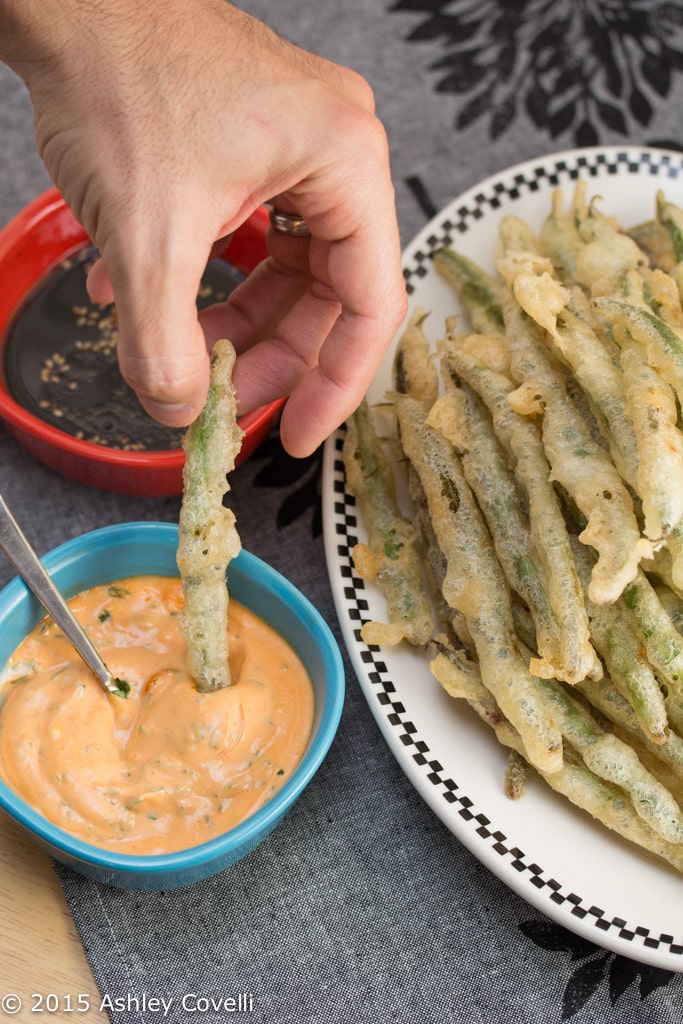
[322,146,683,970]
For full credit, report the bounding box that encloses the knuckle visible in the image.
[119,349,207,405]
[348,109,391,169]
[337,66,377,114]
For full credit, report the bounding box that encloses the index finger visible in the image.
[92,217,213,427]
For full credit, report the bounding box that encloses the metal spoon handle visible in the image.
[0,495,118,695]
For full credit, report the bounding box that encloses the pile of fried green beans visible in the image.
[343,183,683,872]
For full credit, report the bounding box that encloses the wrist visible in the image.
[0,0,77,71]
[0,0,237,84]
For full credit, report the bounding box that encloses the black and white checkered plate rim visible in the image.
[403,145,683,293]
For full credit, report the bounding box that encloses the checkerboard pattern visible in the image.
[403,147,683,295]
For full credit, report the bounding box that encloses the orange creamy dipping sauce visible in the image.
[0,575,315,855]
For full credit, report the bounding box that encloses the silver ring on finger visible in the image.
[269,206,311,237]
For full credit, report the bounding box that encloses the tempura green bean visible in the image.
[432,247,505,338]
[570,537,668,745]
[501,291,641,605]
[619,338,683,543]
[548,297,639,488]
[177,338,243,691]
[595,298,683,412]
[656,190,683,264]
[620,571,683,732]
[439,335,600,684]
[537,676,683,844]
[395,392,563,773]
[392,307,439,410]
[432,639,683,868]
[432,366,565,684]
[343,400,434,648]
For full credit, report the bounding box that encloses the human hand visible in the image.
[2,0,407,457]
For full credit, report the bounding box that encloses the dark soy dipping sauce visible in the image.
[3,246,245,451]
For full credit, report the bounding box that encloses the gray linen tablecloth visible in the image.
[2,2,683,1021]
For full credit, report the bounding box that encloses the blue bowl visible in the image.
[0,522,344,889]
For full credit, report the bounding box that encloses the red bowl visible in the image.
[0,188,282,496]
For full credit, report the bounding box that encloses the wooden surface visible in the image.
[0,812,108,1024]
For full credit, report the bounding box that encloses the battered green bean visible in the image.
[429,642,520,751]
[412,472,471,651]
[439,335,600,684]
[620,571,683,732]
[431,247,505,338]
[549,296,639,488]
[537,754,683,872]
[619,337,683,543]
[643,541,683,600]
[574,674,683,790]
[394,392,563,773]
[664,529,683,598]
[432,641,683,869]
[570,537,669,745]
[177,338,243,691]
[501,290,641,605]
[498,214,541,257]
[570,192,649,298]
[392,308,470,649]
[432,364,565,684]
[392,307,439,409]
[538,675,683,843]
[537,184,587,284]
[654,583,683,632]
[537,181,648,296]
[626,192,683,273]
[656,190,683,264]
[595,298,683,411]
[343,399,434,648]
[504,749,529,800]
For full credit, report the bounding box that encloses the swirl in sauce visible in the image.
[0,575,315,855]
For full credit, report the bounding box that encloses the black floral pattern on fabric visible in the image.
[390,0,683,147]
[248,433,323,537]
[520,919,678,1019]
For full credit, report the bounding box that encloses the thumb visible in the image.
[87,248,211,427]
